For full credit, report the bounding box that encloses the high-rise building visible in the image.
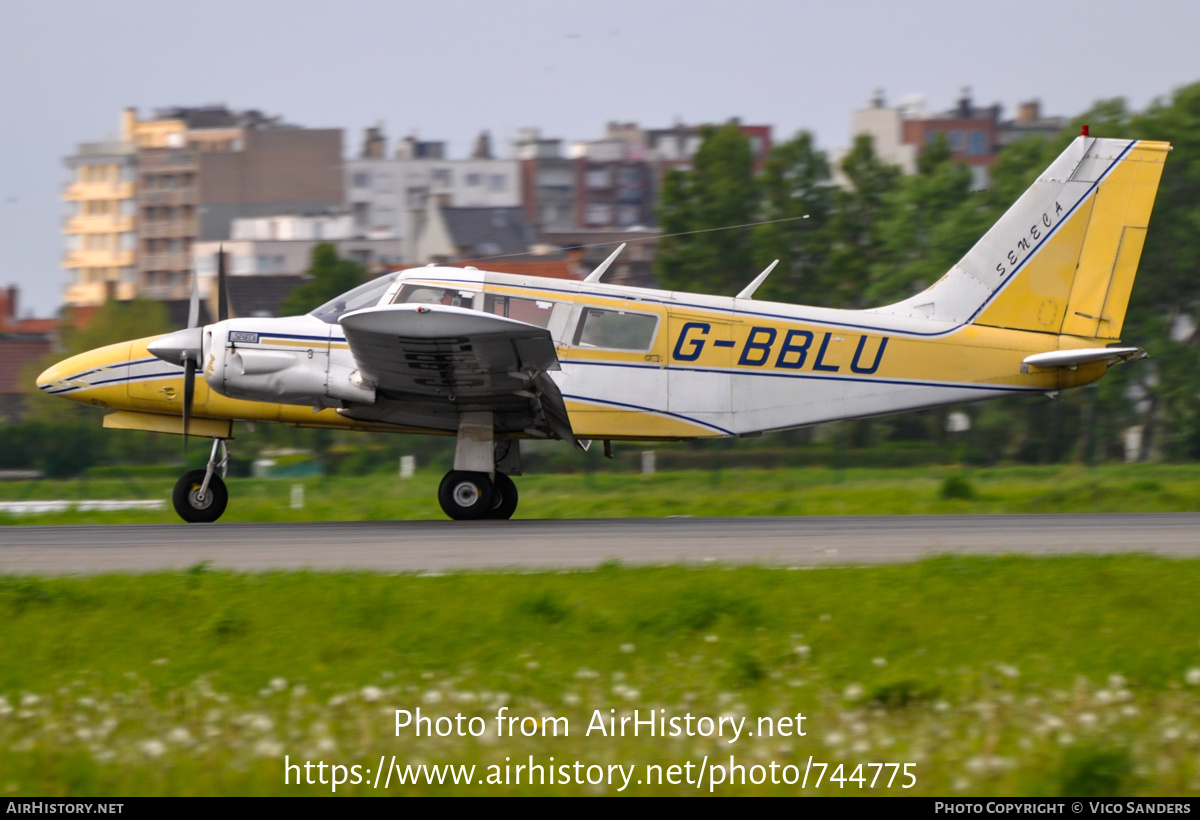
[63,107,344,305]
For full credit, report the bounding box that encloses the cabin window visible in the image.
[392,284,476,309]
[484,294,555,328]
[571,307,658,351]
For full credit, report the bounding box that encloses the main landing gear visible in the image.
[173,438,229,523]
[437,412,521,521]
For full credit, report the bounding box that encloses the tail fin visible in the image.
[871,136,1169,340]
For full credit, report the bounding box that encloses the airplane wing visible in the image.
[336,303,575,443]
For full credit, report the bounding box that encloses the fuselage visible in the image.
[38,266,1109,442]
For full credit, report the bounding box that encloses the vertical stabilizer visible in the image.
[868,136,1169,339]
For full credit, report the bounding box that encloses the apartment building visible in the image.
[63,107,343,304]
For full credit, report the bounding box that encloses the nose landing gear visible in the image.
[172,438,229,523]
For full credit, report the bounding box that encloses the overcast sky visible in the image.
[2,0,1198,315]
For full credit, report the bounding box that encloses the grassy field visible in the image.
[2,463,1200,525]
[2,556,1200,795]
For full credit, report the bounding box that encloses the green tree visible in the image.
[655,124,759,295]
[825,134,901,308]
[280,243,366,316]
[751,131,833,304]
[867,134,975,305]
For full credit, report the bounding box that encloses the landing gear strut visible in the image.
[173,439,229,523]
[437,412,521,521]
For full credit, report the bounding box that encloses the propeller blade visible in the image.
[187,264,200,329]
[217,246,229,322]
[182,358,196,447]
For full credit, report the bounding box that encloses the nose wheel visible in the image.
[172,439,229,523]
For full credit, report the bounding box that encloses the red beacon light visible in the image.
[1082,124,1090,137]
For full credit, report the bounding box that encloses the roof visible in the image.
[162,299,214,328]
[442,207,536,260]
[393,259,584,281]
[0,337,52,394]
[226,274,307,318]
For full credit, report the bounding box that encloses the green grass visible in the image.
[3,557,1200,795]
[3,463,1200,525]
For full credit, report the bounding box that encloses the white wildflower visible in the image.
[1185,668,1200,686]
[151,658,168,666]
[704,635,718,643]
[575,668,599,680]
[619,643,636,654]
[563,693,581,707]
[525,661,540,670]
[140,740,166,757]
[270,677,287,691]
[1109,674,1127,689]
[360,686,383,703]
[872,657,887,668]
[19,695,39,707]
[254,739,283,757]
[843,683,864,701]
[996,664,1020,679]
[422,690,442,705]
[794,645,811,657]
[167,727,193,745]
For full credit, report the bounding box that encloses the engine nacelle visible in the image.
[205,318,375,407]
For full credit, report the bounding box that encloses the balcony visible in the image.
[62,181,135,201]
[140,189,196,206]
[140,252,191,272]
[139,220,196,239]
[63,215,135,234]
[63,249,135,268]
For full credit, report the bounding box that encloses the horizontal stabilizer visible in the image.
[1021,347,1145,372]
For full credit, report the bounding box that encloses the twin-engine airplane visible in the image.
[38,133,1169,522]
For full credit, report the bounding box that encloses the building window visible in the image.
[432,168,453,186]
[489,175,506,191]
[948,131,962,152]
[352,172,371,188]
[969,130,986,156]
[466,173,482,187]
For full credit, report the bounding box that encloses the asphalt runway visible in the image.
[0,513,1197,575]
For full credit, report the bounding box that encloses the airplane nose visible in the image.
[36,358,74,393]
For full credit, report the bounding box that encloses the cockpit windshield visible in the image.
[309,272,400,324]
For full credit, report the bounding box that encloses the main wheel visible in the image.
[485,473,519,520]
[437,471,495,520]
[172,469,228,523]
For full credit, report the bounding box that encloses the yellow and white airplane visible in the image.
[38,133,1168,522]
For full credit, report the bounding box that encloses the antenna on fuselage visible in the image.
[736,259,779,300]
[584,243,626,283]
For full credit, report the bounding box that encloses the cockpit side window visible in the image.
[309,272,400,324]
[391,284,477,309]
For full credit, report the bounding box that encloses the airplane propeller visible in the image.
[146,247,229,448]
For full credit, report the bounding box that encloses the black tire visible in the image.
[437,471,494,520]
[172,469,228,523]
[485,473,519,520]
